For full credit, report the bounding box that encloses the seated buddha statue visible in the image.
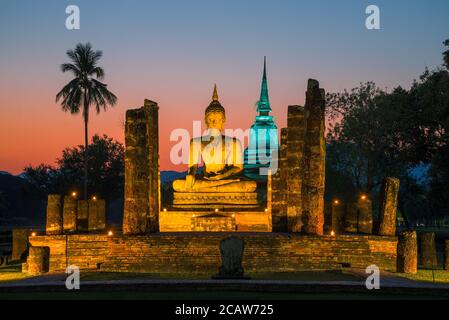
[172,85,257,195]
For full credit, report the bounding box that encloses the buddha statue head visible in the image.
[205,84,226,132]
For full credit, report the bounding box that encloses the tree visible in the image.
[24,135,124,202]
[56,43,117,200]
[326,82,410,195]
[443,39,449,70]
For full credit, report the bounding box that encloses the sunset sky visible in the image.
[1,0,448,174]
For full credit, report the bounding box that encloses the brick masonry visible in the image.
[123,100,160,234]
[29,233,397,274]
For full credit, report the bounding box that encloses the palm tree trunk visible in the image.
[83,93,89,200]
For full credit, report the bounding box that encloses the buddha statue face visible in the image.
[205,111,225,132]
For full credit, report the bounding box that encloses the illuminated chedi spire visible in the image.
[243,57,279,181]
[257,56,272,114]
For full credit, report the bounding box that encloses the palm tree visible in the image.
[56,43,117,200]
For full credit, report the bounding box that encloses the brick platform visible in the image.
[29,233,397,274]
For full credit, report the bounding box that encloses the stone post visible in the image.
[377,177,400,236]
[286,105,307,232]
[11,228,29,262]
[358,196,373,234]
[46,194,62,235]
[123,99,160,234]
[88,199,106,232]
[63,195,77,233]
[302,79,326,235]
[397,230,417,274]
[420,232,438,268]
[27,246,50,275]
[271,128,288,232]
[331,200,344,234]
[77,200,89,232]
[444,240,449,271]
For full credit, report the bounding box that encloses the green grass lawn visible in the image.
[0,264,32,282]
[398,269,449,284]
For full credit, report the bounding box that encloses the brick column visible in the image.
[397,230,417,274]
[271,128,288,232]
[123,99,160,234]
[377,177,399,236]
[46,194,62,235]
[420,232,438,268]
[88,199,106,232]
[27,246,50,275]
[63,195,77,233]
[286,105,307,232]
[11,229,29,262]
[77,200,89,232]
[303,79,326,235]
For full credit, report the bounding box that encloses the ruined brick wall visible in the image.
[30,234,397,273]
[29,235,109,272]
[283,79,326,235]
[271,128,288,232]
[123,100,160,234]
[286,106,307,232]
[302,79,326,235]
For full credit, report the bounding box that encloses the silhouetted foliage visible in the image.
[325,39,449,224]
[24,134,124,202]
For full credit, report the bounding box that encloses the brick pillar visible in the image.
[397,230,417,274]
[271,127,288,232]
[77,200,89,232]
[303,79,326,235]
[377,177,399,236]
[345,201,358,233]
[63,195,77,233]
[46,194,62,235]
[420,232,438,268]
[11,229,29,262]
[88,199,106,232]
[286,105,307,232]
[123,99,160,234]
[331,200,344,234]
[27,246,50,275]
[444,240,449,271]
[358,196,373,234]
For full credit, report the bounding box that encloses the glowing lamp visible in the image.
[360,195,367,201]
[334,199,339,205]
[71,192,77,197]
[108,230,113,236]
[92,196,97,201]
[215,208,219,213]
[31,232,37,237]
[330,230,335,236]
[163,208,167,212]
[264,208,268,212]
